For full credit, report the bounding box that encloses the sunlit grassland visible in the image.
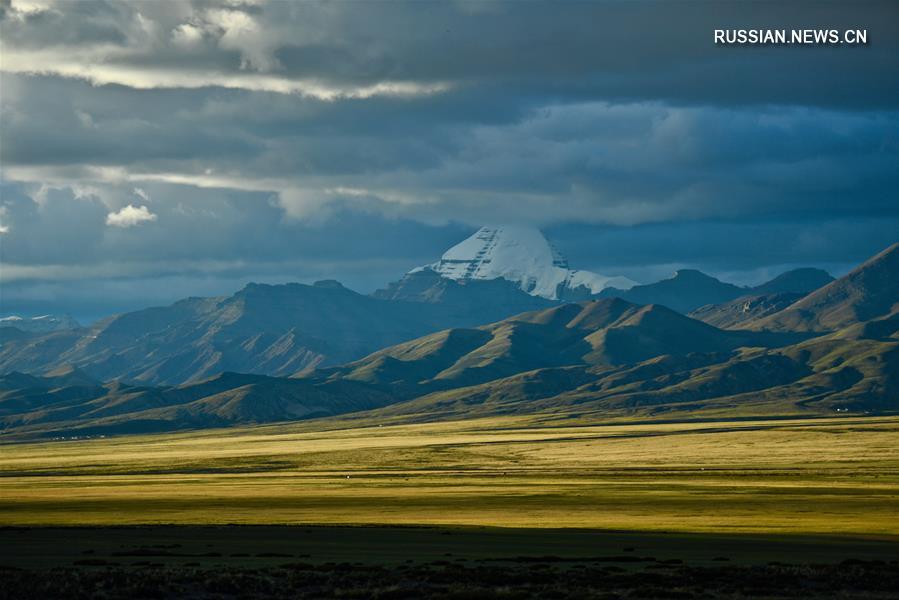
[1,415,897,536]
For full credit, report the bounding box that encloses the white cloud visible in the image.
[0,48,451,99]
[276,188,330,221]
[171,23,205,48]
[8,0,57,17]
[105,204,157,228]
[133,187,150,202]
[206,8,278,72]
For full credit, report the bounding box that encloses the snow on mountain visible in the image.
[0,314,81,333]
[412,225,636,300]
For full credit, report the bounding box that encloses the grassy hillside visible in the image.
[4,297,896,439]
[750,242,899,332]
[329,313,896,425]
[689,292,805,328]
[320,299,803,393]
[0,279,543,386]
[0,371,395,437]
[1,415,897,536]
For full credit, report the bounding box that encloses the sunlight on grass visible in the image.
[1,416,897,535]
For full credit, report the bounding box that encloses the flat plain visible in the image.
[1,415,897,536]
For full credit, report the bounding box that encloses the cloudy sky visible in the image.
[1,0,897,322]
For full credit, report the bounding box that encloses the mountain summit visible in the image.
[410,225,635,300]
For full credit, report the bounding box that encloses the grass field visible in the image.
[1,415,897,536]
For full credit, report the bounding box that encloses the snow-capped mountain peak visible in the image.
[412,225,635,300]
[0,314,81,333]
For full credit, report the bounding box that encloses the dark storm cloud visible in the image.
[0,76,262,166]
[3,1,899,107]
[0,0,128,48]
[548,217,899,281]
[4,72,896,225]
[278,1,899,110]
[1,0,897,319]
[0,181,470,266]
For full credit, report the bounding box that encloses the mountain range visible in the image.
[1,226,833,386]
[0,279,526,385]
[0,226,831,385]
[1,241,895,439]
[598,267,835,313]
